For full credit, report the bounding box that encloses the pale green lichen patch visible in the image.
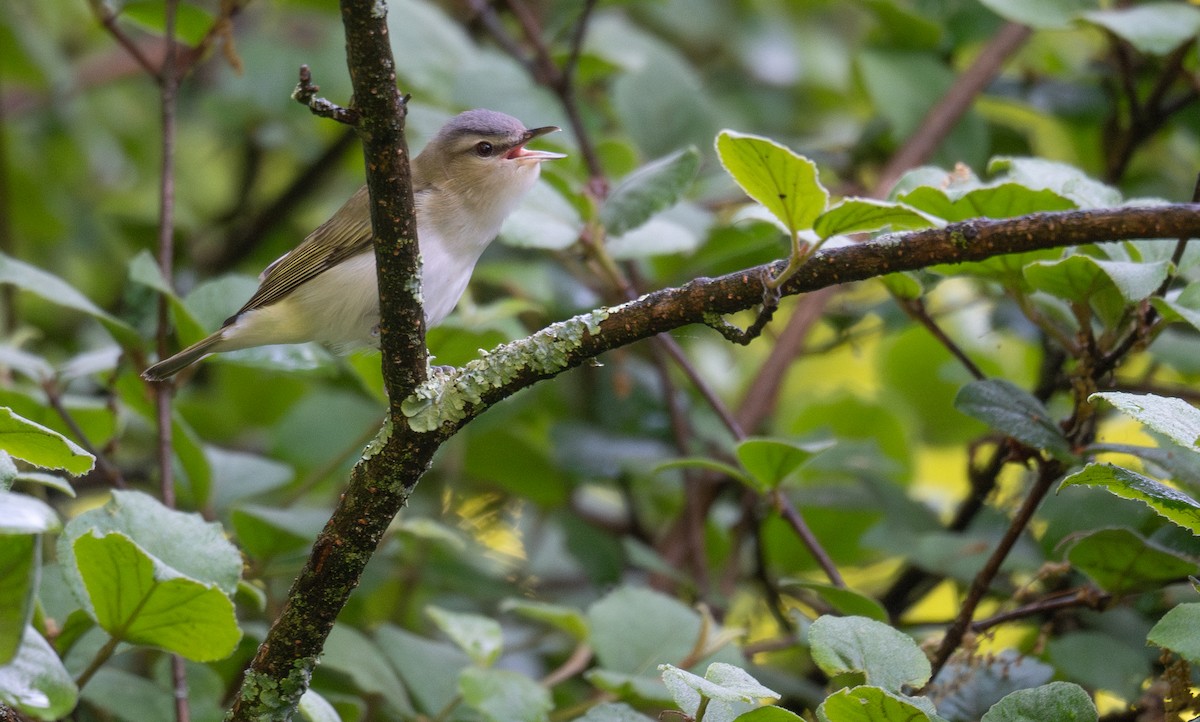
[361,417,393,461]
[234,656,316,720]
[402,309,611,432]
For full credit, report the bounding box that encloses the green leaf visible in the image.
[601,147,700,236]
[735,437,832,492]
[607,216,701,259]
[986,158,1123,209]
[59,490,242,616]
[230,504,327,560]
[1066,528,1199,594]
[899,183,1076,222]
[121,1,214,46]
[375,625,471,716]
[1147,603,1200,665]
[813,198,939,239]
[0,534,37,663]
[655,457,751,487]
[576,702,655,722]
[1024,256,1169,307]
[1059,463,1200,535]
[981,681,1097,722]
[784,581,888,622]
[1083,3,1200,56]
[74,532,241,661]
[585,668,674,706]
[976,0,1095,29]
[816,685,933,722]
[297,688,341,722]
[1090,392,1200,450]
[0,407,94,475]
[0,626,78,719]
[879,273,922,301]
[426,606,503,667]
[207,446,294,511]
[587,585,703,675]
[500,598,589,640]
[808,616,931,692]
[934,650,1054,721]
[458,667,552,722]
[955,379,1073,460]
[321,624,413,717]
[501,182,584,250]
[0,251,140,348]
[716,130,829,233]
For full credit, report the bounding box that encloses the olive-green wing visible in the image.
[228,185,374,320]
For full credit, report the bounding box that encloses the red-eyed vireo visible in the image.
[143,109,564,381]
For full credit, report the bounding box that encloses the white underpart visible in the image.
[217,158,544,354]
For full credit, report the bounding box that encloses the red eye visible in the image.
[474,141,494,157]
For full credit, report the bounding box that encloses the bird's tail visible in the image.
[142,332,225,381]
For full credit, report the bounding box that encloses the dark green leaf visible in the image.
[976,0,1096,29]
[816,685,932,722]
[0,534,36,663]
[459,667,552,722]
[955,379,1073,459]
[1066,528,1199,594]
[1147,603,1200,665]
[321,624,413,717]
[735,437,832,492]
[808,616,931,692]
[784,581,888,622]
[981,681,1097,722]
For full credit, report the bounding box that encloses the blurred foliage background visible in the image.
[5,0,1200,720]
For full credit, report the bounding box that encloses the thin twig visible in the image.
[772,489,845,588]
[86,0,163,81]
[41,380,127,489]
[970,587,1110,632]
[925,457,1065,683]
[292,65,361,126]
[898,297,986,381]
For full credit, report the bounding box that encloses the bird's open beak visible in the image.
[506,125,567,162]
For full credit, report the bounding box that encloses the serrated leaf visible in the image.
[716,130,828,233]
[1083,3,1200,56]
[981,681,1097,722]
[1090,392,1200,450]
[955,379,1073,460]
[601,147,700,236]
[426,606,503,667]
[986,157,1122,209]
[813,198,939,239]
[1147,603,1200,665]
[816,685,933,722]
[0,407,94,475]
[1059,463,1200,535]
[1024,257,1169,305]
[74,532,241,661]
[459,667,551,722]
[808,616,931,692]
[660,662,779,721]
[900,183,1075,222]
[0,626,78,718]
[1066,528,1199,594]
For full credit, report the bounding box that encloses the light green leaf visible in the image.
[735,707,806,721]
[607,216,700,259]
[601,147,700,236]
[1024,257,1169,305]
[427,606,503,667]
[459,667,552,722]
[13,472,75,497]
[59,490,242,616]
[500,598,589,640]
[501,182,584,250]
[986,158,1122,209]
[735,437,833,492]
[231,504,327,560]
[816,685,933,722]
[207,446,294,511]
[1059,463,1200,535]
[375,625,471,716]
[1147,603,1200,665]
[813,198,939,239]
[1090,392,1200,450]
[74,532,241,661]
[0,626,78,719]
[0,252,140,348]
[585,668,674,706]
[297,688,341,722]
[655,457,751,486]
[809,616,931,692]
[660,662,779,722]
[588,585,703,675]
[1083,3,1200,56]
[1066,528,1199,594]
[716,130,829,233]
[981,681,1097,722]
[0,407,94,475]
[901,183,1076,223]
[976,0,1095,29]
[955,380,1073,460]
[575,702,654,722]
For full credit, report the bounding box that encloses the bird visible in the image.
[142,109,565,381]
